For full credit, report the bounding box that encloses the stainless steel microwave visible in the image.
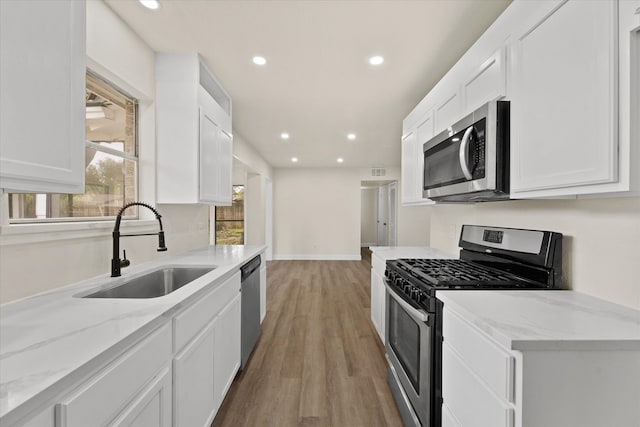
[423,100,510,202]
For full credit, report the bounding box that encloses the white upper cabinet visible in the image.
[401,109,435,206]
[404,0,639,201]
[0,0,86,194]
[461,47,507,115]
[510,0,620,197]
[433,91,461,135]
[156,53,232,205]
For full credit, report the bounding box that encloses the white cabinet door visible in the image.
[401,130,419,204]
[0,0,85,194]
[199,105,232,205]
[510,0,619,196]
[461,47,507,114]
[213,293,241,412]
[414,113,434,199]
[370,269,385,343]
[199,108,221,203]
[173,319,217,427]
[401,111,435,206]
[55,324,172,427]
[615,0,640,196]
[434,91,461,135]
[442,344,515,427]
[110,367,172,427]
[216,129,233,205]
[156,53,232,205]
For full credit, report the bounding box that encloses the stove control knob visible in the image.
[394,278,403,288]
[413,292,424,304]
[403,284,412,294]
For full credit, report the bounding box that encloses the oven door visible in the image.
[385,281,434,427]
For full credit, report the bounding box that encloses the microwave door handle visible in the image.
[459,126,474,180]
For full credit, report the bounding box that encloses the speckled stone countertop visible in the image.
[437,290,640,351]
[0,244,266,423]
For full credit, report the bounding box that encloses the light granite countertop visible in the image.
[0,244,266,423]
[437,290,640,351]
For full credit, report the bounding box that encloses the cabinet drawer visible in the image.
[173,271,240,352]
[442,343,514,427]
[55,323,172,427]
[443,308,515,402]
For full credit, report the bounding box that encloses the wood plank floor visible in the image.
[212,249,403,427]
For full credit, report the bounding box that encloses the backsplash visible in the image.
[428,197,640,310]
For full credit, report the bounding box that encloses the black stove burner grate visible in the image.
[397,259,532,287]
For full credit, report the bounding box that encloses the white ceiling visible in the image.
[105,0,511,169]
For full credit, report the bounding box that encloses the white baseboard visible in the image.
[272,254,361,261]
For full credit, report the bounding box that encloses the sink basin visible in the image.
[83,266,215,299]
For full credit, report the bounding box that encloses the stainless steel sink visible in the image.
[83,266,215,299]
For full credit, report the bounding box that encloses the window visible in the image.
[215,186,244,244]
[8,72,138,222]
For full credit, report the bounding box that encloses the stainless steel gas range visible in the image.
[384,225,563,427]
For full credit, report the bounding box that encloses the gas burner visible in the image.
[396,259,530,287]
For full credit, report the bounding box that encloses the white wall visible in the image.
[361,188,377,246]
[273,168,361,260]
[428,197,640,310]
[245,173,266,245]
[231,133,273,247]
[0,1,209,303]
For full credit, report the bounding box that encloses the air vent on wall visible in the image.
[370,167,386,177]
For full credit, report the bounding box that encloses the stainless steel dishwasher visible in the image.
[240,255,261,368]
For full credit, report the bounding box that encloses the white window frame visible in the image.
[0,67,157,246]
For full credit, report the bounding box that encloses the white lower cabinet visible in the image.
[173,319,217,427]
[213,293,241,409]
[55,323,172,427]
[110,367,172,427]
[370,254,387,343]
[442,304,640,427]
[32,269,246,427]
[172,272,241,427]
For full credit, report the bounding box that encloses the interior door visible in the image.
[388,182,397,246]
[377,185,389,246]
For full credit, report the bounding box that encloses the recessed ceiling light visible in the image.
[252,56,267,66]
[337,158,344,163]
[139,0,160,10]
[347,133,356,140]
[291,157,298,163]
[281,132,289,140]
[368,55,384,66]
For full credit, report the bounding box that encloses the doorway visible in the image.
[361,180,397,248]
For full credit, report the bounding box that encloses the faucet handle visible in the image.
[121,250,131,268]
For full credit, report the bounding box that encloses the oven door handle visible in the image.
[385,280,431,323]
[459,125,475,180]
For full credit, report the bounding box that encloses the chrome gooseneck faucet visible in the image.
[111,202,167,277]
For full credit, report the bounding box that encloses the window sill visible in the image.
[0,219,160,246]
